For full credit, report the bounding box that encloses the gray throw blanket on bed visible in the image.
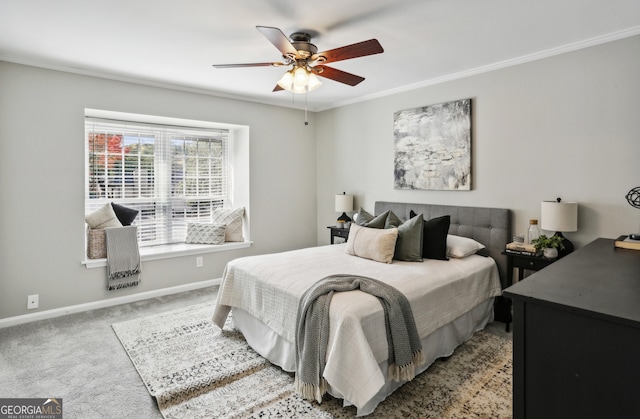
[295,274,425,402]
[105,226,141,291]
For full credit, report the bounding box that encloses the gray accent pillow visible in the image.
[185,223,226,244]
[365,210,389,229]
[385,210,403,228]
[393,213,424,262]
[354,207,374,226]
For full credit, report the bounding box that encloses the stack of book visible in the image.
[505,242,542,256]
[614,235,640,251]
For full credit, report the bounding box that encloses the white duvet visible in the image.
[212,243,501,413]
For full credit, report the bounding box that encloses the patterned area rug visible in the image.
[112,302,512,418]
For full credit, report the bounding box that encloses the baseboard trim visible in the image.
[0,278,221,329]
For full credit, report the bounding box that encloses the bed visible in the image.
[213,201,511,416]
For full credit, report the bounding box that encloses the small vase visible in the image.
[543,248,558,259]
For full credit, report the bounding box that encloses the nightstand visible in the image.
[500,251,560,332]
[327,226,350,244]
[504,251,558,283]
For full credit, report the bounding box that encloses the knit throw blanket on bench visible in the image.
[295,274,425,403]
[105,226,141,291]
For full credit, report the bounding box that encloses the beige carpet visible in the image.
[113,302,512,418]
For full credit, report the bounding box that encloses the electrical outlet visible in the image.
[196,256,203,268]
[27,294,39,310]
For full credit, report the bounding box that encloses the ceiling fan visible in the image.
[212,26,384,94]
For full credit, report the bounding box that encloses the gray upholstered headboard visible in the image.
[375,201,512,289]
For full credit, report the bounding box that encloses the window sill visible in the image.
[82,241,253,269]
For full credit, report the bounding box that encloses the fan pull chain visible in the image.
[289,90,309,126]
[304,92,309,126]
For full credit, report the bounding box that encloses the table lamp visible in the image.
[335,192,353,224]
[541,198,578,257]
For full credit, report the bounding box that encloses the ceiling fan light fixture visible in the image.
[277,66,322,94]
[293,66,309,86]
[276,70,294,90]
[306,72,322,92]
[292,84,308,94]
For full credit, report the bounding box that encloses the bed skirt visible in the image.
[231,297,495,416]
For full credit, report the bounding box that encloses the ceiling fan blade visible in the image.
[272,84,284,92]
[213,62,285,68]
[311,39,383,64]
[315,65,365,86]
[256,26,300,58]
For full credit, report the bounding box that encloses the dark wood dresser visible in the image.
[503,238,640,419]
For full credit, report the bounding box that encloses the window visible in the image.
[85,112,241,249]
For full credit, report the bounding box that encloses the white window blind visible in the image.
[85,118,230,247]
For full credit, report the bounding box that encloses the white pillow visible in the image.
[212,207,245,242]
[446,234,485,258]
[85,203,123,229]
[346,224,398,264]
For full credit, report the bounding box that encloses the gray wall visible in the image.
[0,62,317,319]
[316,35,640,249]
[2,34,640,321]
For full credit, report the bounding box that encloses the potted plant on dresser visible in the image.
[531,234,565,259]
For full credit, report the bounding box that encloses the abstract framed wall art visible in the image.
[393,98,471,190]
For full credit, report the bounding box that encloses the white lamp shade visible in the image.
[541,201,578,232]
[335,194,354,213]
[276,70,293,90]
[306,73,322,92]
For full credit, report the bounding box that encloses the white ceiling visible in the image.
[2,0,640,111]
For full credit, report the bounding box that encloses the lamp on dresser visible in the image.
[335,192,353,226]
[541,197,578,257]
